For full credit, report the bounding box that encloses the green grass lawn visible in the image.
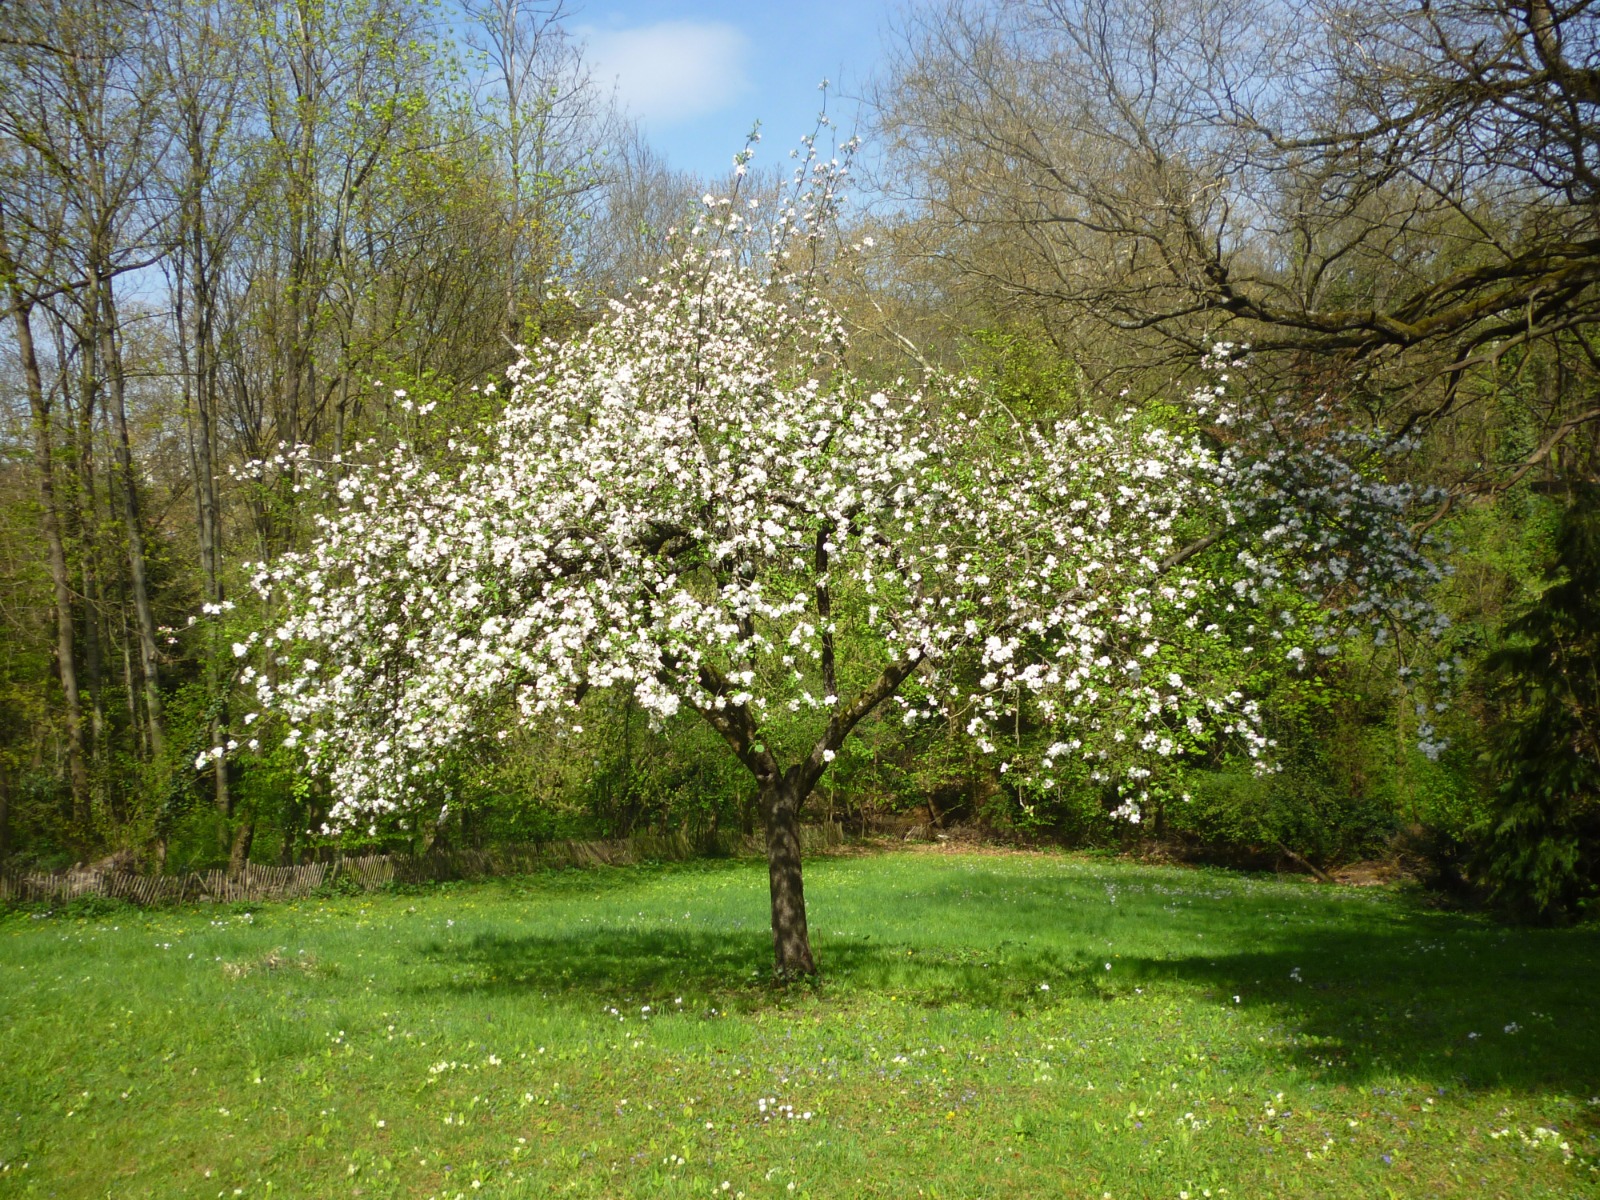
[2,848,1597,1199]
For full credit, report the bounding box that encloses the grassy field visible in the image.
[1,848,1597,1199]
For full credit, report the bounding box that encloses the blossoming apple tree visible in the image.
[242,168,1445,976]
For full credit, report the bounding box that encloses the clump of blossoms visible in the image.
[1189,342,1456,758]
[242,171,1444,974]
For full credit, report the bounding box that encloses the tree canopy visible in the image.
[247,164,1449,971]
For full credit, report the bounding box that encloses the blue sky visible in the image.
[574,1,907,179]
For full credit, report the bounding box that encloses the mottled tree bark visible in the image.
[762,777,815,978]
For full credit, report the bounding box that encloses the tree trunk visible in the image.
[119,614,142,761]
[176,241,235,832]
[229,815,254,875]
[762,778,816,977]
[278,813,298,866]
[98,277,165,760]
[4,291,91,820]
[70,328,108,758]
[686,650,923,978]
[77,487,108,759]
[214,735,234,858]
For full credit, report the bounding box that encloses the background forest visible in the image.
[2,0,1597,919]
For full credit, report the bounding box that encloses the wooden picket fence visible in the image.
[0,821,845,909]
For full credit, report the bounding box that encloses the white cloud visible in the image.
[582,20,750,128]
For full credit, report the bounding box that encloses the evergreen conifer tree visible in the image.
[1480,495,1600,920]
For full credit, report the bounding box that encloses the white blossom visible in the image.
[244,172,1446,829]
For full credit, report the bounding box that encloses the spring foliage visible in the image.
[243,174,1449,834]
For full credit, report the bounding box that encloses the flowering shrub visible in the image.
[238,163,1446,971]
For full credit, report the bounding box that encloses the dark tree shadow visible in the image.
[1116,920,1600,1099]
[418,925,1101,1012]
[420,927,780,1006]
[414,858,1600,1100]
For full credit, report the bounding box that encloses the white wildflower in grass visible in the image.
[245,144,1449,975]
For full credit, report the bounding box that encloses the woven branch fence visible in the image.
[0,822,844,908]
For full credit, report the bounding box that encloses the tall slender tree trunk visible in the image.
[175,238,233,831]
[120,607,142,761]
[4,286,90,821]
[65,315,108,762]
[283,8,317,454]
[761,776,816,977]
[96,273,165,759]
[333,359,349,481]
[75,433,108,759]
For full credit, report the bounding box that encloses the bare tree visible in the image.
[0,0,173,772]
[461,0,615,334]
[156,0,254,842]
[577,127,719,296]
[876,0,1600,492]
[0,189,90,819]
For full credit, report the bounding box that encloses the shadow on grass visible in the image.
[1125,919,1600,1099]
[419,924,1100,1011]
[421,926,778,1004]
[416,857,1600,1107]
